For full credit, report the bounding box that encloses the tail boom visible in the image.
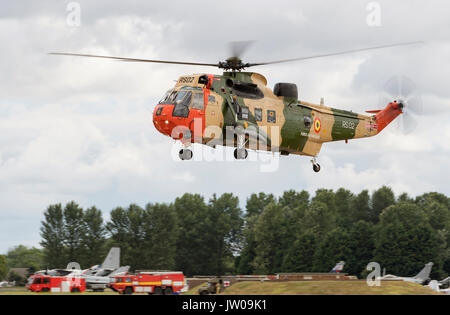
[374,102,403,133]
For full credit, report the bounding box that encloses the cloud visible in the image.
[0,1,449,253]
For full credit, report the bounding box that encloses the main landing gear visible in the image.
[234,132,248,160]
[311,157,321,173]
[234,148,248,160]
[179,148,193,161]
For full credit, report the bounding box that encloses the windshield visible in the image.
[174,91,192,105]
[159,90,177,104]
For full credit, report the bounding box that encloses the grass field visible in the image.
[218,280,442,295]
[0,281,442,295]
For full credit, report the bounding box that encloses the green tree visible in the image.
[40,204,66,268]
[107,204,146,270]
[313,228,351,272]
[81,206,106,267]
[143,203,178,270]
[278,190,310,211]
[334,188,354,228]
[6,245,45,271]
[303,201,336,236]
[370,186,396,223]
[245,193,275,217]
[0,255,8,280]
[7,271,25,286]
[374,203,445,278]
[206,194,243,275]
[282,230,317,272]
[236,215,258,275]
[346,221,376,277]
[63,201,85,264]
[350,190,371,223]
[312,189,336,214]
[252,203,286,274]
[237,193,276,274]
[174,194,211,276]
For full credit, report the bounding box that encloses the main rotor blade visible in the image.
[229,40,255,59]
[247,41,423,67]
[49,52,219,67]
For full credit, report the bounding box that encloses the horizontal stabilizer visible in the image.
[366,110,382,114]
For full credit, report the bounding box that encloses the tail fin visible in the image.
[413,262,433,281]
[101,247,120,270]
[368,101,403,133]
[330,261,345,273]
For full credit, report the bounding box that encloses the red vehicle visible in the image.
[111,272,185,295]
[27,275,86,293]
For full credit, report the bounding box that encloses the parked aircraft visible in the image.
[33,247,129,291]
[330,261,345,273]
[378,262,433,285]
[428,280,450,295]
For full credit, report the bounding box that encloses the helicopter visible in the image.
[50,41,423,172]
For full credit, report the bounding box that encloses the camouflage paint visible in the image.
[153,71,396,158]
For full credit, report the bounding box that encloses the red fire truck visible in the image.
[27,275,86,293]
[110,272,186,295]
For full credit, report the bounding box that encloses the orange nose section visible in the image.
[153,105,176,137]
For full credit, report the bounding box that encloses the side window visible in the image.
[304,116,312,127]
[208,95,216,104]
[192,92,204,110]
[43,278,50,284]
[267,110,276,123]
[254,108,262,122]
[239,107,249,120]
[34,278,42,284]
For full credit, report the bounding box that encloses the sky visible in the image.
[0,0,449,253]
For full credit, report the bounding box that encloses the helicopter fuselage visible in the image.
[152,72,402,158]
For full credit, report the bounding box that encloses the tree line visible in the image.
[2,186,449,280]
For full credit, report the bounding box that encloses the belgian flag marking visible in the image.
[314,117,321,133]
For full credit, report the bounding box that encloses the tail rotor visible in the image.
[380,75,423,134]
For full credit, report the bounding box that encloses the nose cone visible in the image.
[153,105,175,136]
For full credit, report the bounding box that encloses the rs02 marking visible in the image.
[342,120,356,129]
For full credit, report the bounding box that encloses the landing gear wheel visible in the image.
[313,164,321,173]
[179,149,193,161]
[153,287,163,295]
[234,148,248,160]
[123,287,133,295]
[163,287,173,295]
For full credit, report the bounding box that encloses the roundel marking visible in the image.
[314,117,321,133]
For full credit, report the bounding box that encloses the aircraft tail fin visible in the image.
[413,262,433,281]
[100,247,121,270]
[330,261,345,273]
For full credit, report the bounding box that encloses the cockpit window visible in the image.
[174,91,192,105]
[159,90,177,104]
[172,91,192,118]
